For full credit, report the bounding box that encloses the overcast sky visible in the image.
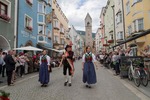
[57,0,107,33]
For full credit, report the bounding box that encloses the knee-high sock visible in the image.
[68,76,72,83]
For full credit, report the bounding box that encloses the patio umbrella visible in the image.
[13,46,43,51]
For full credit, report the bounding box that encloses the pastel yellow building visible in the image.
[52,0,69,50]
[123,0,150,55]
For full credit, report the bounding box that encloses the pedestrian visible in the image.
[4,50,16,86]
[82,46,98,88]
[39,50,51,87]
[59,45,74,87]
[112,51,120,75]
[0,50,5,83]
[1,52,7,77]
[19,52,25,77]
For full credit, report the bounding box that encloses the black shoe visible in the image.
[68,83,72,87]
[88,86,91,88]
[41,84,44,87]
[43,84,48,87]
[64,81,68,86]
[86,85,89,88]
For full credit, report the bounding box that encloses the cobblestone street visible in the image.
[0,60,149,100]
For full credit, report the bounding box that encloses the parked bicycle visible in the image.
[128,59,149,87]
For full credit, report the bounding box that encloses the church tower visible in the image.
[85,13,93,48]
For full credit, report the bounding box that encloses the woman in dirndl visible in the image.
[82,46,98,88]
[39,50,50,87]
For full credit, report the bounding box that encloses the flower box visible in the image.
[107,40,114,43]
[26,0,33,6]
[26,26,33,31]
[0,14,10,21]
[0,90,10,100]
[103,44,109,46]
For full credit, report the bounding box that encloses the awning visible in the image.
[13,46,43,51]
[111,29,150,48]
[37,44,64,53]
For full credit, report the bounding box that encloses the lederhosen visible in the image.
[63,51,73,76]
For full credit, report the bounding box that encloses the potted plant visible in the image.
[26,0,33,6]
[0,14,10,21]
[0,90,10,100]
[26,26,33,31]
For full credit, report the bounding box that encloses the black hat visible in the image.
[65,45,71,51]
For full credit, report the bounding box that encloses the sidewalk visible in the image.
[98,63,150,98]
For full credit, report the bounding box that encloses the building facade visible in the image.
[17,0,52,50]
[100,7,106,51]
[123,0,150,55]
[37,0,53,49]
[103,0,115,50]
[0,0,17,50]
[52,0,69,51]
[115,0,126,48]
[17,0,38,48]
[68,25,84,56]
[95,28,101,53]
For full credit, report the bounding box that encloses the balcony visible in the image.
[37,34,47,44]
[116,39,124,43]
[107,39,114,43]
[53,40,59,45]
[53,26,60,30]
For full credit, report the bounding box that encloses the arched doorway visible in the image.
[0,35,11,51]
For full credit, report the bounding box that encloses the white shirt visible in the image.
[82,52,97,63]
[39,55,50,66]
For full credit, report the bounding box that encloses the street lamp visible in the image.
[111,5,116,50]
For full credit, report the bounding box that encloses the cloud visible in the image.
[57,0,107,33]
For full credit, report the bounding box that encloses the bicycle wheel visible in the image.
[142,71,149,87]
[128,68,133,81]
[134,70,141,87]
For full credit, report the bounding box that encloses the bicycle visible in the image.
[128,59,149,87]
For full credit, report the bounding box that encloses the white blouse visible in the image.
[39,55,51,66]
[82,53,97,63]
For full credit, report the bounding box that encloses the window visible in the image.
[138,18,144,31]
[25,15,33,31]
[0,2,7,15]
[38,14,45,23]
[54,20,59,28]
[117,32,123,40]
[54,36,59,42]
[0,1,11,21]
[128,25,132,35]
[116,13,122,24]
[126,2,130,14]
[38,24,45,34]
[133,20,137,31]
[61,39,65,44]
[38,2,45,13]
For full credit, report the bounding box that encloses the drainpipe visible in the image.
[122,0,127,49]
[15,0,19,48]
[52,9,54,48]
